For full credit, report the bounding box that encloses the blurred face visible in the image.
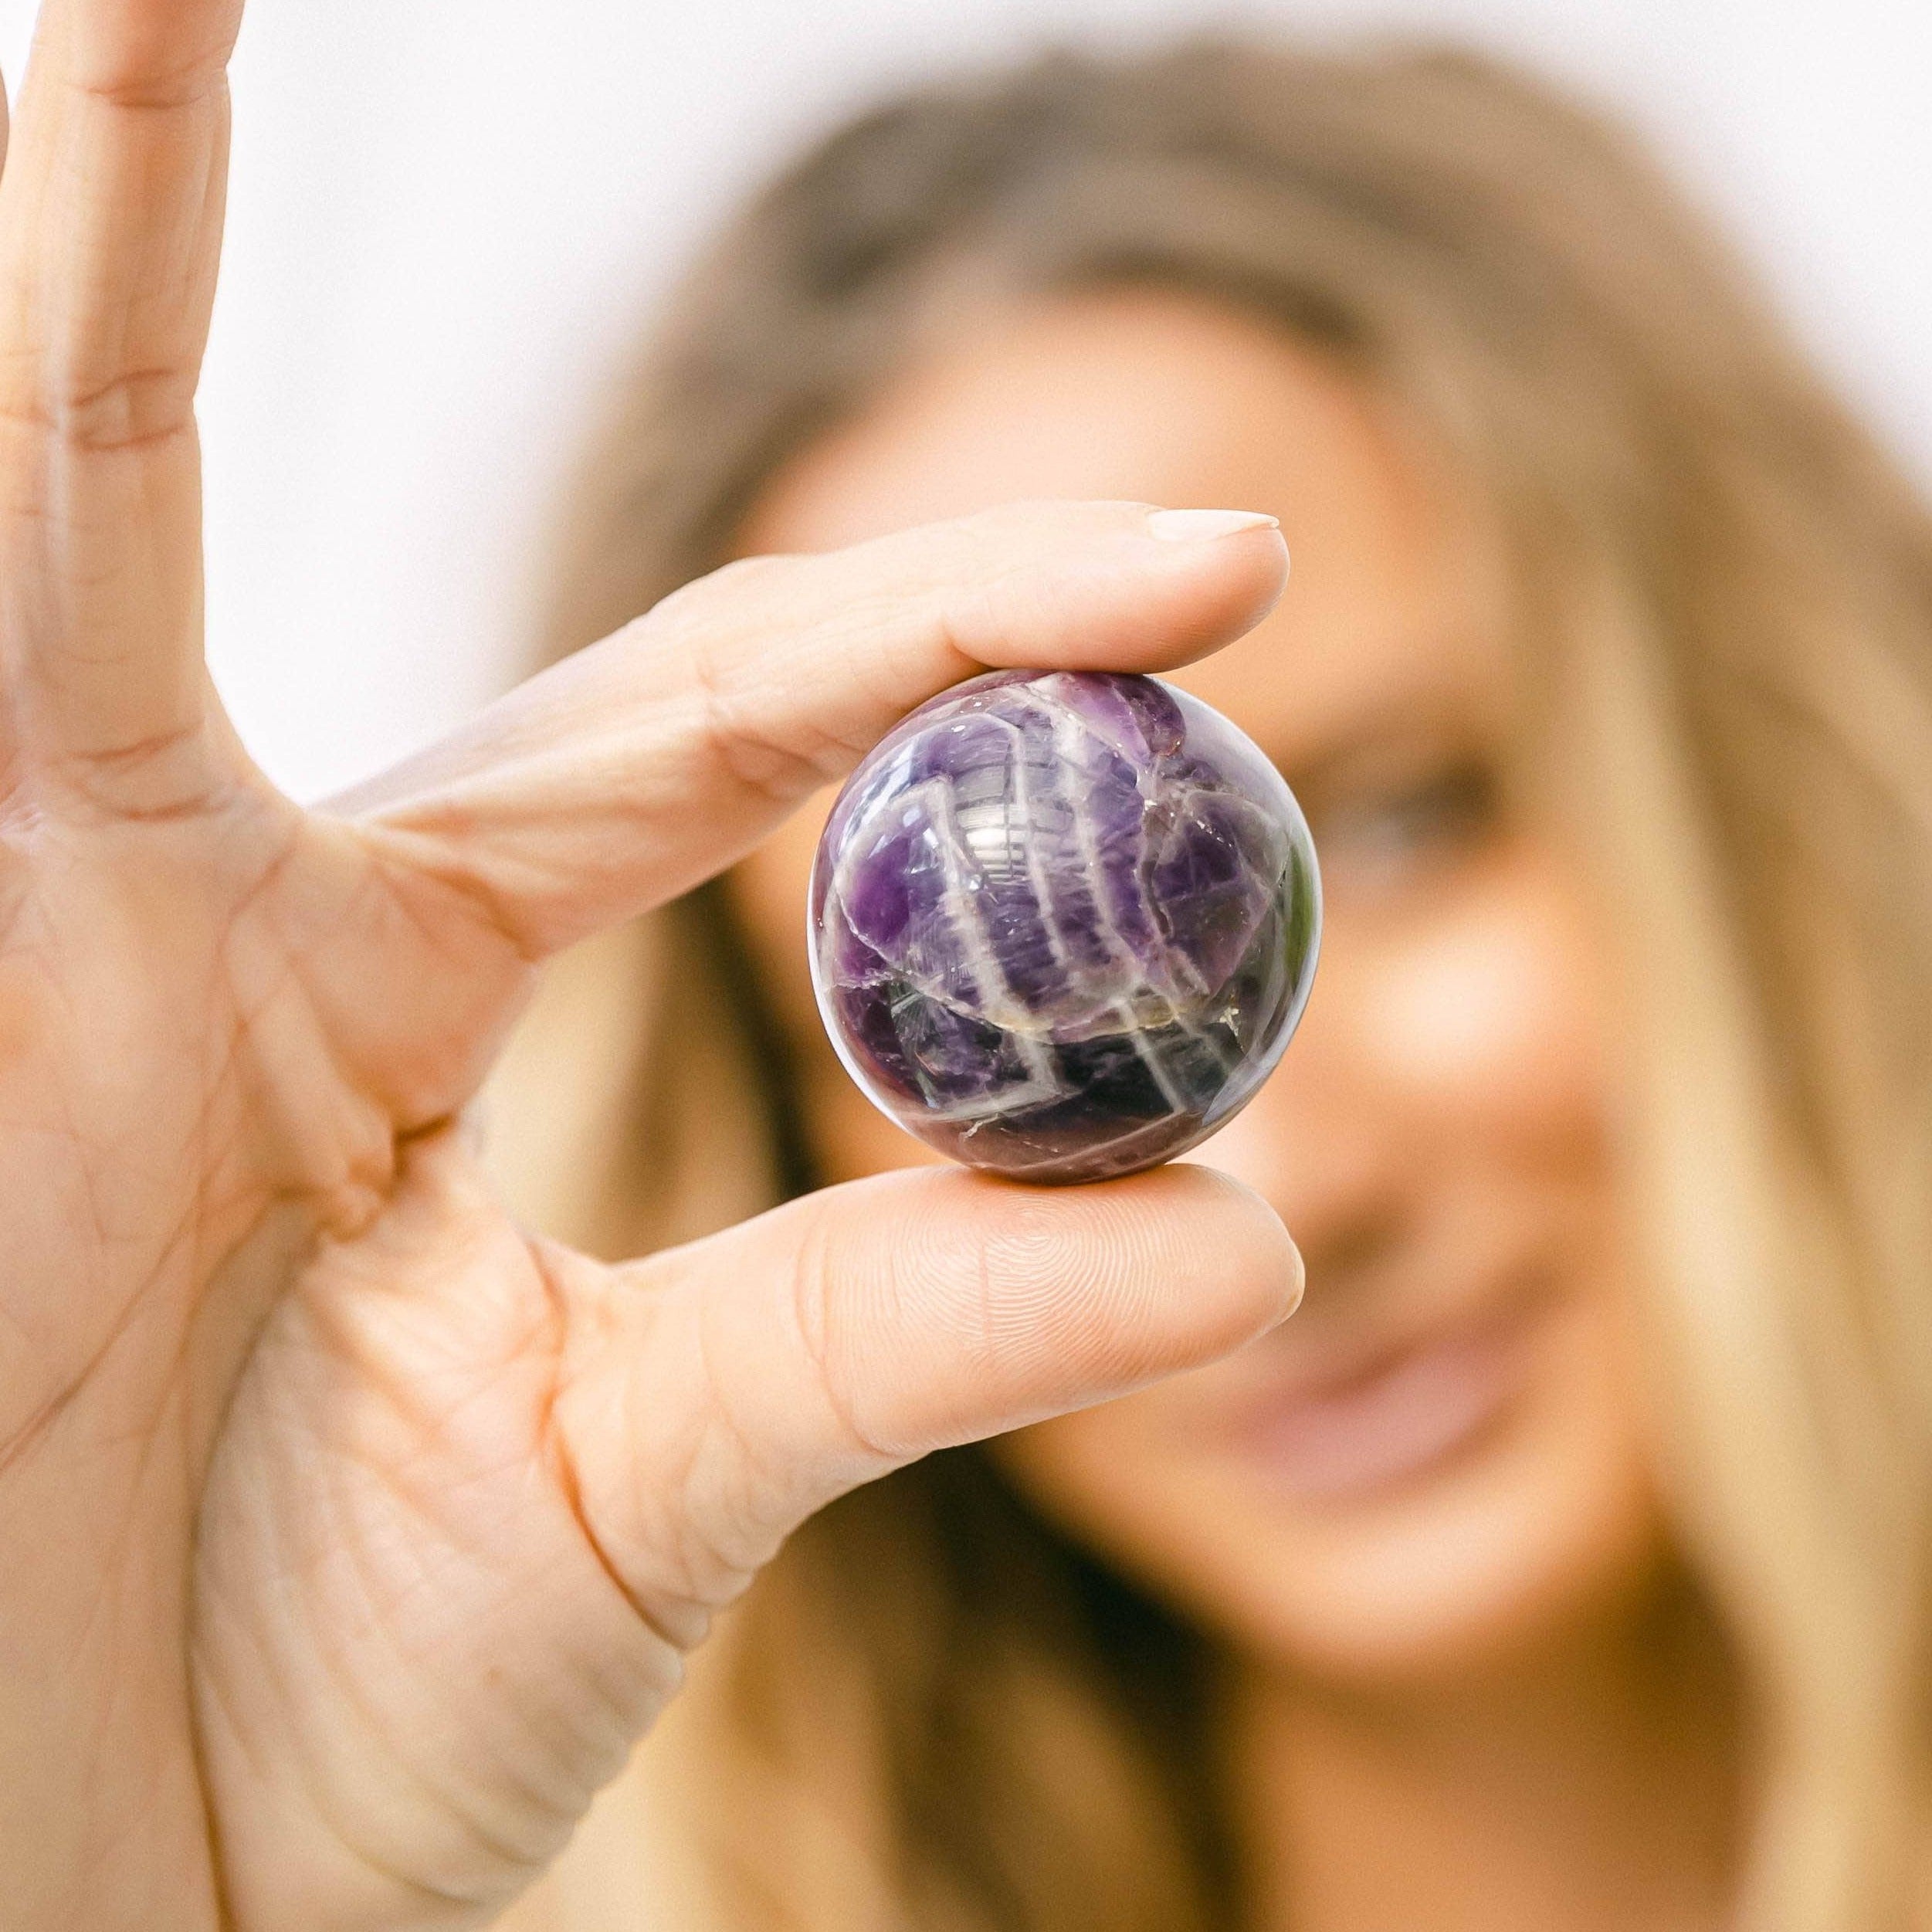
[730,286,1666,1686]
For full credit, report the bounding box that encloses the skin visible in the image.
[731,288,1742,1928]
[0,8,1305,1929]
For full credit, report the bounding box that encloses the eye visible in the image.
[1305,758,1500,898]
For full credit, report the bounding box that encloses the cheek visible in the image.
[1181,851,1609,1220]
[1351,859,1609,1144]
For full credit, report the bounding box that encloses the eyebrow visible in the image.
[1255,677,1502,799]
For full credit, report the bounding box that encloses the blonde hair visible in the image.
[494,36,1932,1930]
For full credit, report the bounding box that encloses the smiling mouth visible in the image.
[1229,1286,1545,1504]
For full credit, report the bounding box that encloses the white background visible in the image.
[0,0,1927,802]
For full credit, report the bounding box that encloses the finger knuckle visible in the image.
[786,1201,894,1464]
[0,362,198,456]
[672,611,853,808]
[652,553,790,626]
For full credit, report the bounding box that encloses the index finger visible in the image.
[337,500,1289,960]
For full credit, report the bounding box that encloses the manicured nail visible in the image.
[1145,507,1280,542]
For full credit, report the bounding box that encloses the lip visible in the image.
[1224,1278,1547,1504]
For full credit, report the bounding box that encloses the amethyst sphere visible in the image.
[808,669,1320,1185]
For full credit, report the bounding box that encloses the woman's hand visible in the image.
[0,2,1298,1926]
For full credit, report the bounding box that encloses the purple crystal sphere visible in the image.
[808,669,1320,1185]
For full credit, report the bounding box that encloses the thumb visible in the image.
[552,1164,1301,1623]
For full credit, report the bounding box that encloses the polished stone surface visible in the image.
[809,669,1320,1184]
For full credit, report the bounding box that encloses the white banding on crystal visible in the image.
[810,670,1322,1181]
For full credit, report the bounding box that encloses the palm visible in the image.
[0,5,1297,1927]
[8,778,551,1917]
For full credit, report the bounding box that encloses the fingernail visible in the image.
[1146,507,1280,542]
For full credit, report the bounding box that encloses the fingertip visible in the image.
[1096,506,1290,669]
[1284,1230,1307,1320]
[1112,1159,1303,1327]
[1166,515,1291,656]
[810,1160,1297,1405]
[1251,520,1293,612]
[934,500,1289,676]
